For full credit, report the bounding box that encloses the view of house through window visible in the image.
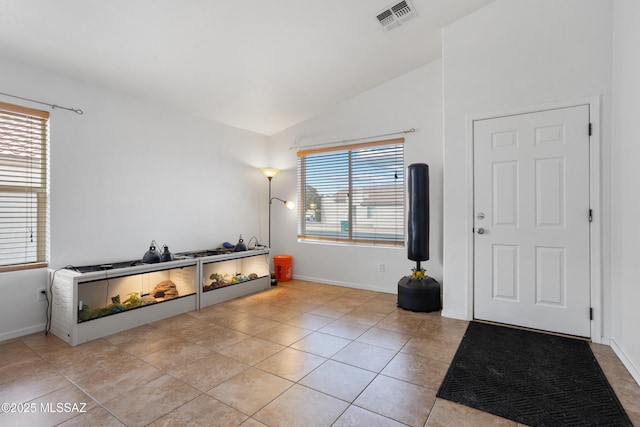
[297,138,404,246]
[0,102,49,271]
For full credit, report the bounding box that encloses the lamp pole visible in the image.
[261,168,280,248]
[262,168,280,285]
[268,176,273,248]
[261,168,294,285]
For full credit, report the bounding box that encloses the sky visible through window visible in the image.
[304,145,403,196]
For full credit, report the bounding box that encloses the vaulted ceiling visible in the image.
[0,0,494,135]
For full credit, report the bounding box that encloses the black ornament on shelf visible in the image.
[160,245,174,262]
[143,240,161,264]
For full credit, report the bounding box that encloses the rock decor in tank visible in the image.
[78,280,182,322]
[151,280,179,300]
[203,272,228,291]
[202,272,260,292]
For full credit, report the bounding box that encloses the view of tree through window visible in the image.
[297,138,404,246]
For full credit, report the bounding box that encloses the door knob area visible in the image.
[477,228,485,235]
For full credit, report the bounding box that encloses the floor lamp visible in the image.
[261,168,295,285]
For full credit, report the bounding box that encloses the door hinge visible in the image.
[588,123,592,136]
[589,209,593,222]
[590,307,594,320]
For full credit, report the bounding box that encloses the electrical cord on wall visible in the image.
[247,236,260,249]
[43,291,50,333]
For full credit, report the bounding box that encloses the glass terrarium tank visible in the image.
[50,253,269,346]
[198,249,271,308]
[76,265,197,322]
[201,253,269,292]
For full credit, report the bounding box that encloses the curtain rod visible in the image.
[290,128,415,150]
[0,91,84,115]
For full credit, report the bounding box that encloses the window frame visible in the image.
[0,101,49,272]
[297,137,405,247]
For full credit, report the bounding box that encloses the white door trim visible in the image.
[465,96,602,343]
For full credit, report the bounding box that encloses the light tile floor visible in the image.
[1,280,638,426]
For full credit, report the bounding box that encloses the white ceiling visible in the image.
[0,0,494,136]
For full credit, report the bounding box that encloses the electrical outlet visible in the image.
[379,263,385,272]
[37,287,47,301]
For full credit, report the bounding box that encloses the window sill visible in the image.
[297,237,404,249]
[0,262,48,273]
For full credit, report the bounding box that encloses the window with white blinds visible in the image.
[0,102,49,271]
[297,138,404,246]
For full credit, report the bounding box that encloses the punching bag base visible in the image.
[397,276,441,313]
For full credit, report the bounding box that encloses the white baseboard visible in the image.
[610,338,640,386]
[291,275,395,294]
[441,309,472,321]
[0,323,46,342]
[594,335,610,346]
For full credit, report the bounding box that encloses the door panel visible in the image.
[474,105,590,337]
[536,157,565,227]
[535,246,565,306]
[493,161,518,227]
[493,245,518,300]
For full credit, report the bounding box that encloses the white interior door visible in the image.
[473,105,591,337]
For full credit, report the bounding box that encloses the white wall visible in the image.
[0,58,269,340]
[442,0,613,322]
[611,0,640,383]
[268,61,443,293]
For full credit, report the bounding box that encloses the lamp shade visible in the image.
[262,168,280,178]
[271,197,295,209]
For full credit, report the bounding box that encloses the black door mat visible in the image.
[437,322,632,426]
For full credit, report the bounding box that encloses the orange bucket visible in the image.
[273,255,292,282]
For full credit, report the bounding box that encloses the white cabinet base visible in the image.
[50,259,198,347]
[71,296,197,346]
[50,249,270,346]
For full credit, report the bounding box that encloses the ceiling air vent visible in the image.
[376,0,417,31]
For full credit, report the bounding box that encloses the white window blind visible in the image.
[297,138,404,246]
[0,102,49,271]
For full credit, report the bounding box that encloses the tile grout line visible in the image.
[32,346,128,427]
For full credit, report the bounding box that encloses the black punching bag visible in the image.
[407,163,429,262]
[398,163,440,313]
